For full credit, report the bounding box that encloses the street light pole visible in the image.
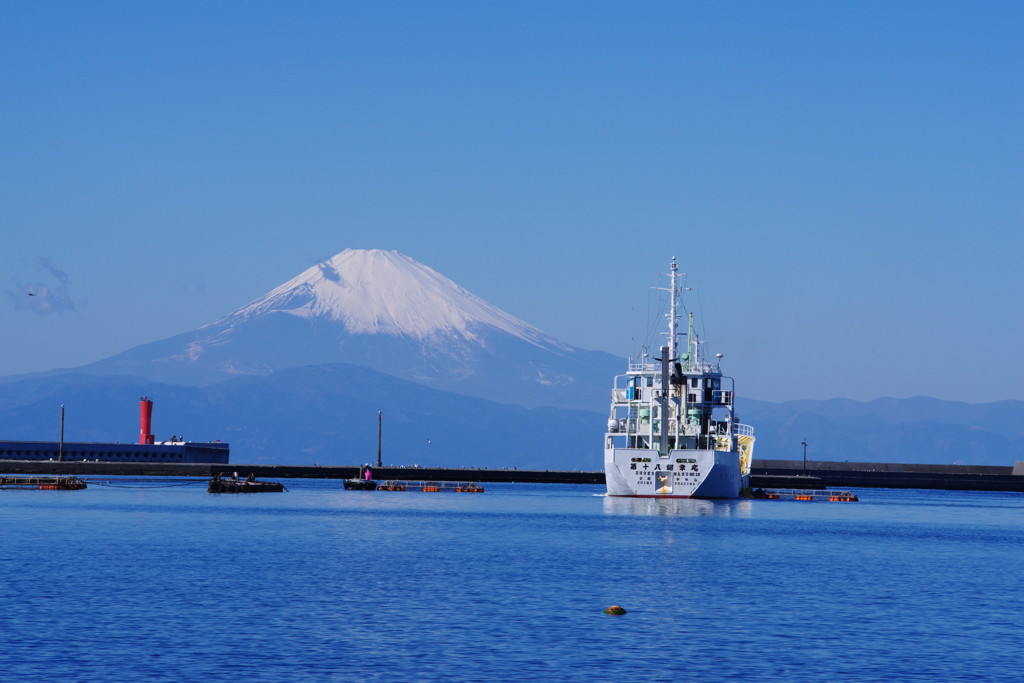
[801,438,808,472]
[59,404,65,463]
[376,411,382,468]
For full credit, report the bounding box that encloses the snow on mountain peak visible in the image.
[212,249,566,349]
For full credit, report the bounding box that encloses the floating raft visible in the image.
[208,474,285,493]
[343,478,378,490]
[753,488,858,502]
[367,480,484,493]
[1,475,87,491]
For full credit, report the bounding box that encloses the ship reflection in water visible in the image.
[601,495,754,518]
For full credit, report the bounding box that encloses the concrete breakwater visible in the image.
[0,460,603,484]
[1,459,1022,491]
[751,460,1024,493]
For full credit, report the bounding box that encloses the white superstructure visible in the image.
[603,259,755,498]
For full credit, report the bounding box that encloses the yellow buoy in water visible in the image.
[604,605,627,615]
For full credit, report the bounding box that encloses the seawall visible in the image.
[0,460,602,484]
[751,460,1024,492]
[2,459,1023,491]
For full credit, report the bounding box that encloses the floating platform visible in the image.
[753,488,858,502]
[343,478,378,490]
[208,474,285,493]
[0,475,87,491]
[364,480,484,493]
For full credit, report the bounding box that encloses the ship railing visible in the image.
[609,417,751,439]
[610,418,687,435]
[690,362,718,373]
[733,423,755,437]
[627,362,659,373]
[627,361,722,374]
[611,388,669,403]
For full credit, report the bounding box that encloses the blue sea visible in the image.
[2,479,1021,682]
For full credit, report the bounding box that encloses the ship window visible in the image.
[690,378,699,388]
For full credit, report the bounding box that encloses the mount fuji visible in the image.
[67,249,622,410]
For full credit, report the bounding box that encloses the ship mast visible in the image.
[685,311,694,372]
[656,258,681,360]
[656,258,681,456]
[668,258,678,360]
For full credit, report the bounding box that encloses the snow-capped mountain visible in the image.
[207,249,568,349]
[71,249,622,410]
[220,248,569,344]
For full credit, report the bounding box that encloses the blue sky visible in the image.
[2,1,1021,403]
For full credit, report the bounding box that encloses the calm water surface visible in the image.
[1,478,1021,681]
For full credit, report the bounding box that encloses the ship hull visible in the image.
[604,447,743,499]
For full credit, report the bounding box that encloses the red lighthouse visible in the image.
[139,397,154,445]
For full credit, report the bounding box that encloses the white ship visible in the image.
[604,259,755,498]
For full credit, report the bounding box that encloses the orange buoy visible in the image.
[604,605,627,615]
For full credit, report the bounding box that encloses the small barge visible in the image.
[343,478,378,490]
[208,472,285,493]
[344,463,378,490]
[372,480,485,493]
[0,475,87,490]
[753,488,858,502]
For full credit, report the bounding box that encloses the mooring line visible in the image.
[88,480,207,489]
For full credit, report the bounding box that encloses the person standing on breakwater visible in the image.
[364,465,373,480]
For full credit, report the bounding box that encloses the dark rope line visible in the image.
[89,480,207,489]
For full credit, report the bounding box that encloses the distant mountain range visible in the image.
[2,249,1021,468]
[737,396,1024,467]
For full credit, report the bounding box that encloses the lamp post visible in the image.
[801,438,808,472]
[58,404,65,463]
[376,411,382,468]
